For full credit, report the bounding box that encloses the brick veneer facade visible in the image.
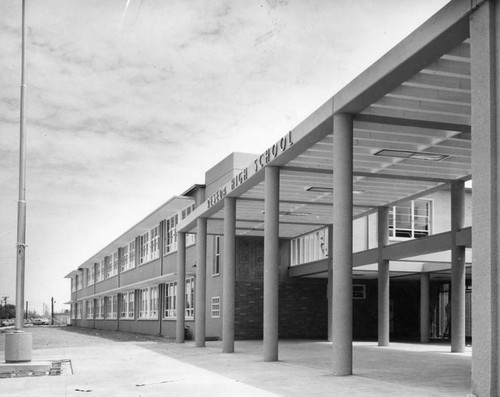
[234,237,328,340]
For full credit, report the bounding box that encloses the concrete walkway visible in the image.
[0,328,472,396]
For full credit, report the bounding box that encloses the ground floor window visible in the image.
[76,302,82,319]
[164,282,177,318]
[139,286,158,319]
[211,296,220,318]
[186,278,195,319]
[105,295,117,319]
[120,291,135,319]
[163,277,194,318]
[86,299,94,319]
[96,297,105,319]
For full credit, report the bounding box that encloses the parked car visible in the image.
[1,319,15,327]
[31,317,50,325]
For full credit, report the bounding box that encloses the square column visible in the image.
[420,272,430,343]
[470,2,500,395]
[223,197,236,353]
[332,113,353,375]
[377,206,390,347]
[195,218,207,347]
[263,166,280,362]
[176,231,186,343]
[450,180,465,352]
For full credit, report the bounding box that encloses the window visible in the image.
[185,278,195,319]
[290,227,329,266]
[96,259,105,282]
[163,215,178,254]
[76,302,82,319]
[71,278,76,293]
[140,232,150,264]
[86,299,94,319]
[211,297,220,318]
[181,203,195,220]
[213,236,221,275]
[76,274,83,290]
[129,240,136,269]
[389,199,432,239]
[120,245,129,272]
[105,256,113,278]
[163,278,194,319]
[139,286,158,319]
[112,251,119,276]
[71,303,76,319]
[87,266,95,286]
[96,297,105,319]
[164,282,177,318]
[120,291,135,319]
[186,233,196,247]
[150,225,160,260]
[105,295,117,319]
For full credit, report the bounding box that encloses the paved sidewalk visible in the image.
[0,327,472,396]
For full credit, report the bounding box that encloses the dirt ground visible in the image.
[0,325,173,352]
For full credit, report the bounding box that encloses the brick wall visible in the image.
[234,237,328,340]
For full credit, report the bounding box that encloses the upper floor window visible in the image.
[181,203,195,220]
[389,199,432,239]
[120,245,129,273]
[163,215,179,255]
[150,225,160,260]
[129,240,136,269]
[290,227,328,267]
[213,236,221,275]
[87,266,95,286]
[140,232,150,264]
[96,259,105,283]
[76,274,83,290]
[112,251,119,276]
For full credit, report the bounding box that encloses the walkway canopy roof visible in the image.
[177,0,473,240]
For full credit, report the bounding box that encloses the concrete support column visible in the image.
[420,272,430,343]
[263,166,280,362]
[176,232,186,343]
[332,113,353,375]
[195,218,207,347]
[470,3,500,395]
[377,206,390,347]
[223,197,236,353]
[327,224,333,342]
[450,180,465,353]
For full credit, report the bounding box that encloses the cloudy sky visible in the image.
[0,0,449,314]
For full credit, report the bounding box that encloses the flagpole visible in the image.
[5,0,32,363]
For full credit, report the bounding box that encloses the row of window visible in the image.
[72,204,197,292]
[73,279,196,320]
[290,200,432,267]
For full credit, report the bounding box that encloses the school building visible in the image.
[66,0,500,395]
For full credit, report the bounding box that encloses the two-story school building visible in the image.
[67,0,500,394]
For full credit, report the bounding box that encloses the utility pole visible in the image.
[25,301,28,321]
[51,297,54,325]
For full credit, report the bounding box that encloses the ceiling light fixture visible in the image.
[374,149,449,161]
[261,210,311,217]
[306,187,364,194]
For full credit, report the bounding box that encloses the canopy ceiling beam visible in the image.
[354,114,471,134]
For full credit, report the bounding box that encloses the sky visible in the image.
[0,0,449,314]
